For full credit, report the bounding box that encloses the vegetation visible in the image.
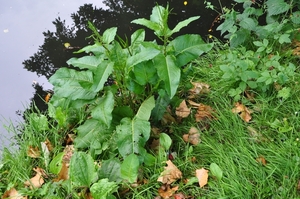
[1,0,300,198]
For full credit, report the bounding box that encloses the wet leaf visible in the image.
[232,102,252,122]
[158,184,179,199]
[175,100,190,118]
[24,167,46,189]
[27,146,40,158]
[157,160,182,184]
[196,168,209,188]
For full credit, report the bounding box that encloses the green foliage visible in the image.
[45,3,212,193]
[216,0,299,100]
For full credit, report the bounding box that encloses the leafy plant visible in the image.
[47,4,213,186]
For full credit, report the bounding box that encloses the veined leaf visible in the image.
[116,117,151,158]
[91,91,114,128]
[131,18,160,33]
[103,27,117,44]
[169,16,200,36]
[98,159,122,183]
[131,29,145,47]
[133,62,158,85]
[75,43,106,56]
[120,154,139,183]
[126,47,160,70]
[90,178,118,199]
[266,0,290,16]
[154,54,181,98]
[91,61,114,92]
[169,34,213,67]
[70,152,97,187]
[49,68,96,100]
[135,96,155,121]
[75,119,111,149]
[67,56,102,71]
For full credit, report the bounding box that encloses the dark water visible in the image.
[0,0,236,152]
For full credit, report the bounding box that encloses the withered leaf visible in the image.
[195,103,215,122]
[158,184,179,199]
[2,187,27,199]
[157,160,182,184]
[232,102,252,122]
[189,81,210,96]
[196,168,209,188]
[256,156,267,166]
[24,167,46,189]
[27,146,40,158]
[53,161,69,182]
[175,100,190,118]
[182,127,201,145]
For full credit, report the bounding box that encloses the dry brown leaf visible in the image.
[24,167,46,189]
[256,156,267,166]
[43,138,53,152]
[62,145,74,163]
[157,160,182,184]
[158,184,179,199]
[196,168,209,188]
[195,103,215,122]
[189,81,210,96]
[2,187,27,199]
[65,134,75,145]
[175,100,190,118]
[182,127,201,145]
[53,161,69,182]
[232,102,252,122]
[173,193,186,199]
[162,107,176,125]
[27,146,41,158]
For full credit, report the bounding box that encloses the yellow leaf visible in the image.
[27,146,40,158]
[196,168,209,188]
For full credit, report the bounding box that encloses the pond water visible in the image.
[0,0,233,153]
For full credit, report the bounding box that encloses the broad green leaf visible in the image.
[131,18,160,33]
[102,27,117,44]
[90,178,118,199]
[133,62,158,85]
[116,117,151,158]
[120,154,139,183]
[230,29,250,47]
[49,152,64,174]
[291,11,300,24]
[154,54,181,98]
[126,48,160,70]
[210,163,223,180]
[49,68,96,100]
[75,119,110,148]
[266,0,290,16]
[67,56,102,71]
[159,133,172,151]
[98,159,122,183]
[91,61,114,92]
[135,96,155,121]
[70,152,97,187]
[169,16,200,36]
[109,41,127,71]
[91,91,114,127]
[75,43,106,56]
[112,106,134,125]
[169,34,213,66]
[239,18,256,31]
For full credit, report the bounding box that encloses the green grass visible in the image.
[1,42,300,198]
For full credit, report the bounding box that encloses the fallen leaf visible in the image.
[182,127,201,145]
[195,103,215,122]
[2,188,27,199]
[173,193,186,199]
[297,180,300,191]
[162,107,176,125]
[196,168,209,188]
[232,102,252,122]
[256,156,267,166]
[53,161,69,181]
[175,100,190,118]
[43,138,53,151]
[27,146,40,158]
[65,134,75,145]
[62,145,74,163]
[158,184,179,199]
[189,81,210,98]
[24,167,46,189]
[157,160,182,184]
